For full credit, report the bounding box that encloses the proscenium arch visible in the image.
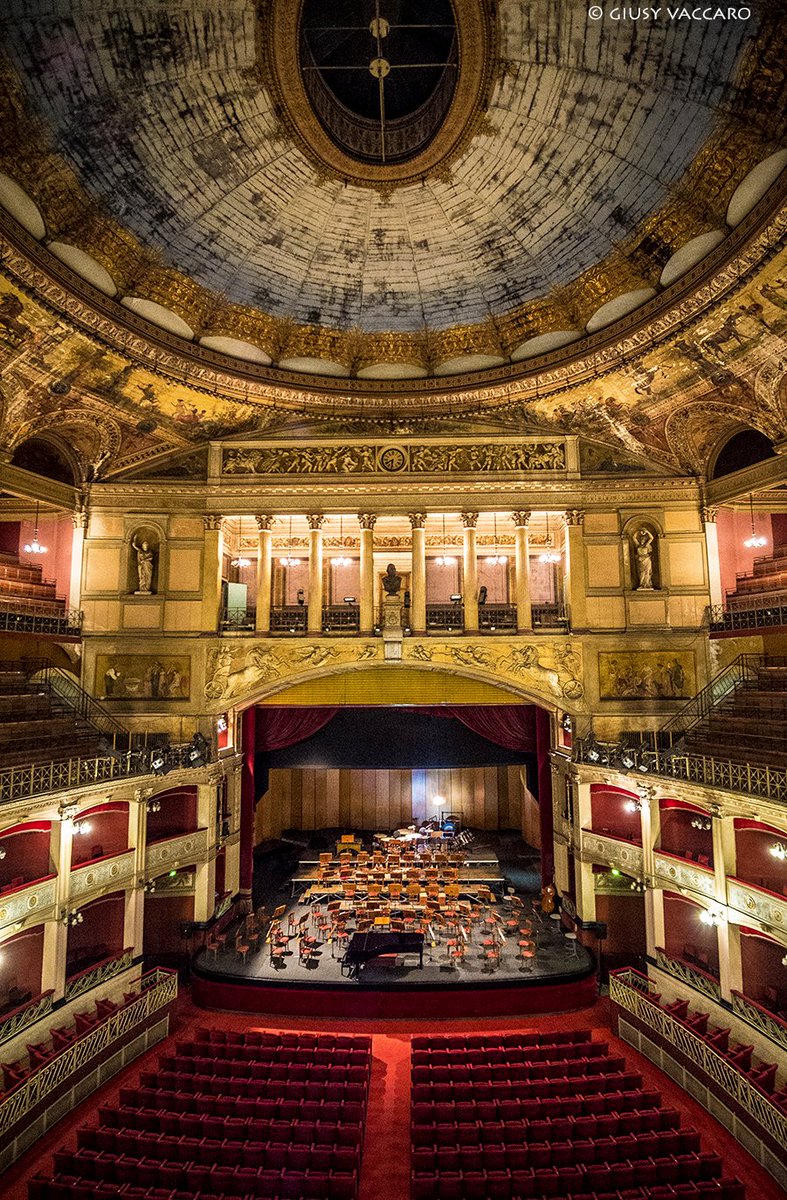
[209,659,575,719]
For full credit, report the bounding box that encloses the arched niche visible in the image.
[709,427,776,479]
[621,515,664,592]
[10,435,77,485]
[125,523,164,595]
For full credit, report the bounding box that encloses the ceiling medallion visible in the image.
[260,0,497,187]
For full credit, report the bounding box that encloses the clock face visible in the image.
[379,446,407,472]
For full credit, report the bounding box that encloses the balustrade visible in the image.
[220,605,256,632]
[269,605,307,634]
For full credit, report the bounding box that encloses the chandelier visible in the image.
[435,515,456,566]
[539,513,561,564]
[24,502,47,555]
[331,516,351,568]
[279,516,302,567]
[485,513,508,565]
[743,493,767,549]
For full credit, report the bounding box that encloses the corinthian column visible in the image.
[306,514,325,634]
[462,512,479,631]
[409,513,427,634]
[563,510,587,631]
[202,515,224,632]
[511,511,532,632]
[255,515,274,633]
[358,513,377,634]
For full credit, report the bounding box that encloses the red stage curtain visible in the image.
[423,705,537,752]
[255,707,339,751]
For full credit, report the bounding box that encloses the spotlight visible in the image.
[621,752,636,769]
[150,747,172,776]
[188,733,210,768]
[587,745,600,762]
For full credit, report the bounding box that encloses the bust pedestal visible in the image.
[382,594,403,661]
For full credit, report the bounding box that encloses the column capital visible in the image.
[358,512,377,531]
[306,513,325,531]
[255,514,275,532]
[461,511,479,529]
[563,509,585,527]
[701,505,718,524]
[409,512,427,529]
[203,514,224,531]
[72,507,89,531]
[511,510,532,528]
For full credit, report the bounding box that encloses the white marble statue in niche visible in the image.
[633,527,656,590]
[132,535,157,594]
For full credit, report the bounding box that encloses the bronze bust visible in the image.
[381,563,402,595]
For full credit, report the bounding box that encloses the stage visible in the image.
[192,832,598,1018]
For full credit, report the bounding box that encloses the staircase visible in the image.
[0,661,127,769]
[664,656,787,768]
[0,549,80,636]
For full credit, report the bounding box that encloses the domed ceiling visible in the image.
[1,0,785,382]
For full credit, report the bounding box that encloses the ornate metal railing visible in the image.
[479,604,517,631]
[0,742,201,805]
[707,599,787,633]
[0,601,82,637]
[269,606,307,633]
[610,968,787,1152]
[572,735,787,804]
[0,991,54,1049]
[321,604,360,632]
[0,968,177,1140]
[655,948,721,1002]
[64,946,134,1003]
[532,603,569,628]
[732,990,787,1053]
[661,653,771,736]
[426,604,464,632]
[219,605,256,632]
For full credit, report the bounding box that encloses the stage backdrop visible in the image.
[256,765,540,842]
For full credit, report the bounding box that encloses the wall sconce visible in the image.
[770,842,787,860]
[73,820,92,836]
[625,798,644,813]
[0,846,6,860]
[230,555,252,568]
[139,879,156,894]
[60,907,83,926]
[629,878,646,893]
[700,905,726,927]
[691,817,712,831]
[782,953,787,968]
[146,798,161,814]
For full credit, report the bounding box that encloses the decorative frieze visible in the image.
[580,830,643,877]
[652,850,716,899]
[222,441,566,476]
[0,877,57,932]
[70,850,136,902]
[727,877,787,930]
[144,829,209,876]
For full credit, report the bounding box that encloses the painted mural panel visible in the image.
[598,651,694,700]
[96,654,191,700]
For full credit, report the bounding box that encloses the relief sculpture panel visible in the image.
[222,441,566,476]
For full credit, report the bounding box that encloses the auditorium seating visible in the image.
[0,550,67,614]
[28,1028,371,1200]
[726,545,787,607]
[411,1032,746,1200]
[0,665,104,768]
[681,660,787,767]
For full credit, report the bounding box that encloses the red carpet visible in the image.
[1,992,782,1200]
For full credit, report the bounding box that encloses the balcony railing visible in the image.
[0,967,177,1148]
[707,600,787,633]
[478,603,517,631]
[532,602,569,628]
[655,947,721,1002]
[0,600,82,638]
[220,605,256,632]
[731,990,787,1053]
[572,733,787,805]
[270,606,307,634]
[0,990,54,1049]
[426,604,464,632]
[321,604,360,633]
[610,968,787,1156]
[64,946,134,1003]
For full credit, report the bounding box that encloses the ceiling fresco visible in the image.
[0,0,785,381]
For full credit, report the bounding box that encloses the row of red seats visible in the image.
[193,1027,369,1052]
[77,1128,359,1170]
[412,1061,631,1101]
[412,1109,683,1150]
[412,1073,645,1116]
[157,1056,369,1083]
[411,1031,592,1052]
[98,1106,361,1144]
[412,1043,610,1075]
[411,1040,602,1067]
[411,1088,663,1136]
[411,1129,702,1172]
[32,1165,357,1200]
[120,1086,366,1123]
[174,1041,368,1067]
[411,1172,744,1200]
[140,1071,367,1102]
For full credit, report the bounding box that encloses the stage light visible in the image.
[432,794,446,809]
[150,748,172,776]
[188,733,210,767]
[216,716,228,733]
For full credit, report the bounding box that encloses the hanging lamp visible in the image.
[485,513,508,565]
[434,515,456,566]
[279,516,302,567]
[24,502,47,555]
[743,493,767,549]
[538,513,561,564]
[331,516,351,567]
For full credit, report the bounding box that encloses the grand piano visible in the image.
[341,931,424,978]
